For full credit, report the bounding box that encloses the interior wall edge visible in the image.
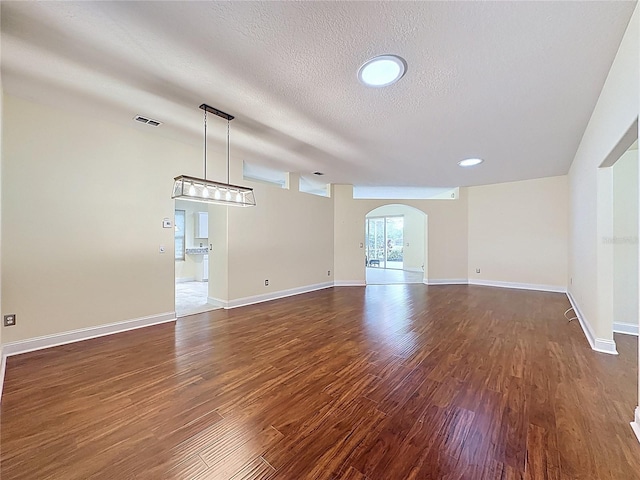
[567,291,619,355]
[599,117,639,168]
[0,346,5,404]
[632,407,640,444]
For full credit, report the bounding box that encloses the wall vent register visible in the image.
[134,115,162,127]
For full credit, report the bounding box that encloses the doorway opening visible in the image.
[611,140,639,337]
[174,199,216,317]
[365,204,427,285]
[366,215,404,270]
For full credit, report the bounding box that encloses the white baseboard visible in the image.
[566,291,618,355]
[425,278,468,285]
[1,312,176,359]
[218,282,335,309]
[177,303,222,317]
[468,279,566,293]
[175,277,196,283]
[593,337,618,354]
[425,278,567,293]
[632,407,640,444]
[0,346,5,403]
[334,281,366,287]
[207,296,229,308]
[613,322,639,336]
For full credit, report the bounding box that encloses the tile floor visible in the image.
[175,281,218,317]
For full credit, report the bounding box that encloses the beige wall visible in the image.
[1,94,202,343]
[568,5,639,342]
[366,204,426,272]
[208,204,229,303]
[613,148,639,328]
[0,80,3,351]
[333,184,468,284]
[1,77,628,361]
[468,176,569,290]
[226,173,334,302]
[1,94,337,340]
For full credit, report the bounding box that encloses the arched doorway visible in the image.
[365,204,427,285]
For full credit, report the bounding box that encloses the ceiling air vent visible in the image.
[133,115,163,127]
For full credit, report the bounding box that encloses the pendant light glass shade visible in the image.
[173,175,256,207]
[172,103,255,207]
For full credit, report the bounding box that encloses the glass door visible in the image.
[366,215,404,270]
[385,216,404,270]
[366,217,386,268]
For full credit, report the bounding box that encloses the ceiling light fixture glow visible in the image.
[458,158,484,167]
[358,55,407,87]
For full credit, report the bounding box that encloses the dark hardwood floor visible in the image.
[1,285,639,479]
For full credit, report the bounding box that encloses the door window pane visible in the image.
[366,215,404,270]
[385,216,404,270]
[175,210,185,260]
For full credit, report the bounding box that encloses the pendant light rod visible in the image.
[203,108,207,181]
[199,103,234,184]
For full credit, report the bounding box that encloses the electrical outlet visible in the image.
[265,279,269,286]
[4,314,16,327]
[328,270,331,276]
[476,268,481,274]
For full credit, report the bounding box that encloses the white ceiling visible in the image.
[1,1,636,188]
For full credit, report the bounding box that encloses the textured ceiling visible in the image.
[1,1,636,187]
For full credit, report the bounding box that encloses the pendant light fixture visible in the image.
[172,104,256,207]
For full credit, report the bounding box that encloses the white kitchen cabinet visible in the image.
[195,212,208,239]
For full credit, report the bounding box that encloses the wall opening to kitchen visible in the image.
[174,199,215,316]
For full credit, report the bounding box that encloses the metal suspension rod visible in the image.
[203,109,207,180]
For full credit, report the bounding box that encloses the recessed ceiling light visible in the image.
[458,158,484,167]
[358,55,407,87]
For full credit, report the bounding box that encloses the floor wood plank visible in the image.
[1,285,639,479]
